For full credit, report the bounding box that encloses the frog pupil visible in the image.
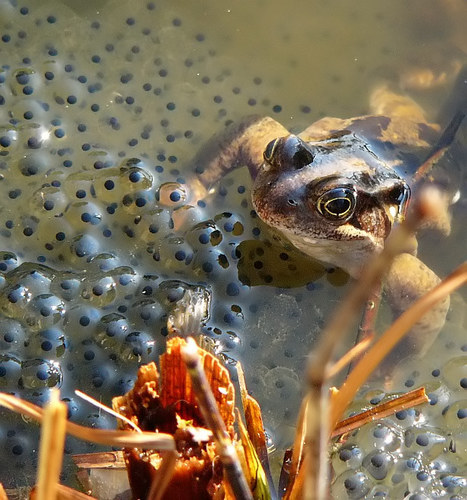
[317,187,356,220]
[325,197,350,216]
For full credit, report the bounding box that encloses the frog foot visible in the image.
[399,59,464,91]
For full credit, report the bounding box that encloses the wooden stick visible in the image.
[36,388,67,500]
[181,337,253,500]
[331,387,428,438]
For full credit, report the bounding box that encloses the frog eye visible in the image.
[263,136,314,169]
[263,139,279,164]
[317,187,356,221]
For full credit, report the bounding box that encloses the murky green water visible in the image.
[0,0,466,497]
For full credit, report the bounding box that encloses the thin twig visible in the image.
[331,387,428,438]
[181,337,253,500]
[72,451,126,469]
[356,284,382,342]
[75,390,142,433]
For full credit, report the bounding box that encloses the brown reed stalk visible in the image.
[181,337,253,500]
[331,387,428,438]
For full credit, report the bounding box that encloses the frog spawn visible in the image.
[331,325,467,499]
[0,0,325,484]
[0,0,466,497]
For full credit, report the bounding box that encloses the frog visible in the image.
[193,77,466,359]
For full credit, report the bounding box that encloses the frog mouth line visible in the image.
[282,228,384,279]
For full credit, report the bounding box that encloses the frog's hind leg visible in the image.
[369,85,429,123]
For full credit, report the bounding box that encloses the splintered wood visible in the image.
[112,337,239,500]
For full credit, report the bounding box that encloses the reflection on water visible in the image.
[0,0,465,496]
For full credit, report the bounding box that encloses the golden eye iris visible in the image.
[317,187,356,221]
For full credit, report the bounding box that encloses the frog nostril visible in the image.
[291,146,314,169]
[285,136,314,169]
[288,199,298,206]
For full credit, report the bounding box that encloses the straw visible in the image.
[36,388,67,500]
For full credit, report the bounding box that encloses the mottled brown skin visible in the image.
[196,87,452,357]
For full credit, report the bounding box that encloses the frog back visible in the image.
[300,113,441,179]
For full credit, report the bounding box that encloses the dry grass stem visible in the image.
[74,389,142,433]
[331,387,428,438]
[181,337,253,500]
[286,455,307,500]
[55,484,97,500]
[0,392,175,451]
[282,396,309,500]
[326,333,374,379]
[331,262,467,428]
[35,388,67,500]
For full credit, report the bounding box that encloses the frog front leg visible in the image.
[194,116,288,189]
[384,253,450,359]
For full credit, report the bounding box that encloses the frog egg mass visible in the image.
[0,1,466,497]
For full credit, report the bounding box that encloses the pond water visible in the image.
[0,0,466,497]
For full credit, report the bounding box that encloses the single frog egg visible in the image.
[158,181,187,206]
